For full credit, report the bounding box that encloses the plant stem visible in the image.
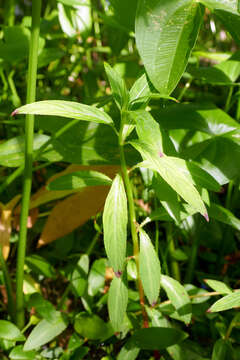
[15,0,42,329]
[119,115,149,328]
[5,0,15,26]
[224,85,233,113]
[167,223,181,282]
[0,247,15,321]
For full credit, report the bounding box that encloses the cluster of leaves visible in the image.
[0,0,240,359]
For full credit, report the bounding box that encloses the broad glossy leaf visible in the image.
[58,0,92,37]
[108,275,128,331]
[71,254,89,297]
[14,100,113,125]
[212,339,234,360]
[208,203,240,231]
[131,140,207,216]
[0,321,25,341]
[24,312,68,351]
[48,170,112,190]
[161,275,192,324]
[9,345,37,360]
[74,313,112,340]
[208,291,240,312]
[136,0,204,95]
[104,62,129,110]
[103,174,128,273]
[153,103,240,136]
[139,229,161,305]
[182,136,240,185]
[130,327,187,350]
[204,279,232,295]
[200,0,238,13]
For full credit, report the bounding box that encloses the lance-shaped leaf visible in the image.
[104,62,129,110]
[103,174,128,274]
[204,279,232,295]
[131,140,207,217]
[212,339,234,360]
[139,229,161,305]
[48,170,112,191]
[108,274,128,332]
[208,291,240,312]
[208,203,240,231]
[161,275,192,324]
[13,100,113,125]
[135,0,204,95]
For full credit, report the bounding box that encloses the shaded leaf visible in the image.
[103,174,128,273]
[0,321,25,341]
[14,100,113,125]
[108,274,128,332]
[24,312,68,351]
[74,313,112,340]
[130,327,187,350]
[71,254,89,297]
[161,275,192,324]
[136,0,204,94]
[212,339,234,360]
[208,203,240,231]
[9,345,37,360]
[117,339,140,360]
[139,229,161,305]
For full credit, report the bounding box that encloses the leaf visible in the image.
[131,140,207,217]
[153,102,240,136]
[204,279,232,295]
[117,339,140,360]
[109,0,138,31]
[24,312,68,351]
[38,48,64,69]
[0,321,25,341]
[58,1,92,37]
[103,174,128,274]
[129,73,152,110]
[139,229,161,305]
[208,291,240,312]
[25,255,56,278]
[71,254,89,297]
[48,170,112,190]
[37,166,119,247]
[161,275,192,324]
[13,100,113,125]
[135,0,204,95]
[212,339,234,360]
[130,327,187,350]
[88,258,107,296]
[200,0,238,13]
[208,203,240,231]
[74,313,112,340]
[28,293,57,321]
[9,345,37,360]
[104,62,129,110]
[108,274,128,332]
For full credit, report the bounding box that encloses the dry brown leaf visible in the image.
[38,165,120,247]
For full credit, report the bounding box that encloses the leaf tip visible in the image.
[151,301,157,307]
[114,270,122,278]
[11,109,19,117]
[206,308,211,313]
[203,213,209,222]
[159,151,164,158]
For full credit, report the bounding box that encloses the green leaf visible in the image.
[38,48,64,69]
[108,0,138,31]
[24,312,68,351]
[117,339,140,360]
[204,279,232,295]
[208,203,240,231]
[208,291,240,312]
[103,174,128,273]
[25,255,56,278]
[131,140,207,217]
[153,103,240,136]
[160,275,192,324]
[14,100,113,125]
[74,313,112,340]
[88,258,107,296]
[130,327,187,350]
[9,345,37,360]
[104,62,129,110]
[136,0,204,95]
[212,339,234,360]
[139,229,161,305]
[200,0,238,13]
[0,321,25,341]
[129,74,152,110]
[108,274,128,332]
[28,293,57,321]
[71,254,89,297]
[48,170,112,191]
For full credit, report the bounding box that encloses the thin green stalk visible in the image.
[4,0,15,26]
[184,233,199,284]
[15,0,42,329]
[119,115,149,328]
[0,247,15,321]
[8,70,21,107]
[224,86,234,113]
[225,313,240,340]
[167,223,181,282]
